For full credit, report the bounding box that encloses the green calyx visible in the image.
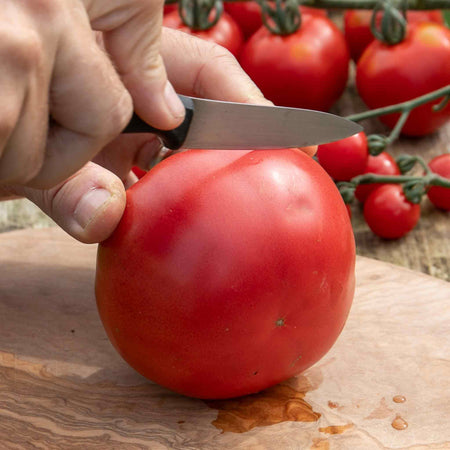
[257,0,302,35]
[370,0,408,45]
[178,0,223,31]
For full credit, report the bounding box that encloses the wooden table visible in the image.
[1,227,450,449]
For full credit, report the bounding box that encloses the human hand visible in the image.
[1,7,316,244]
[0,0,187,190]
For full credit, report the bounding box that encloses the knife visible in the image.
[123,95,362,150]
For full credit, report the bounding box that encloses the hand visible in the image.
[0,0,186,189]
[1,7,316,244]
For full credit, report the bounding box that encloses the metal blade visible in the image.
[182,97,362,150]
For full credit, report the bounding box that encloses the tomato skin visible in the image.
[239,14,349,111]
[344,9,444,61]
[317,132,368,181]
[363,184,421,239]
[163,4,177,15]
[131,166,147,179]
[356,23,450,137]
[96,149,355,399]
[427,154,450,211]
[225,2,326,40]
[355,152,400,203]
[163,11,244,57]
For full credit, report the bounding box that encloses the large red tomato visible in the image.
[344,9,444,61]
[356,23,450,136]
[239,14,350,111]
[96,149,355,399]
[163,10,244,57]
[224,2,327,40]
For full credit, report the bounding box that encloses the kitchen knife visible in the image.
[123,95,362,150]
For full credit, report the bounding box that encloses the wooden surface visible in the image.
[1,227,449,449]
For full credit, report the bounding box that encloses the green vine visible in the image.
[347,85,450,155]
[337,155,450,205]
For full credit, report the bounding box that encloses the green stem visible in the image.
[386,109,410,143]
[166,0,450,8]
[346,85,450,122]
[351,173,450,188]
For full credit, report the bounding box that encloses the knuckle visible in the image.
[0,28,45,73]
[98,90,134,142]
[23,0,62,20]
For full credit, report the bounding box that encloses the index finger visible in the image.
[161,28,272,106]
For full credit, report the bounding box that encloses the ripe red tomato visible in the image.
[239,14,349,111]
[427,154,450,211]
[317,132,368,181]
[355,152,400,203]
[131,166,147,179]
[96,149,355,399]
[163,4,177,15]
[344,9,444,61]
[225,2,327,40]
[356,23,450,136]
[163,10,244,57]
[363,184,421,239]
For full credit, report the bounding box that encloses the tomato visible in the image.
[131,166,147,179]
[344,9,444,61]
[317,132,368,181]
[96,149,355,399]
[356,23,450,136]
[225,2,327,40]
[427,154,450,211]
[239,14,349,111]
[163,10,244,57]
[163,4,177,15]
[363,184,421,239]
[355,152,400,203]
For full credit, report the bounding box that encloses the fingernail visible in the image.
[164,81,185,119]
[74,188,112,229]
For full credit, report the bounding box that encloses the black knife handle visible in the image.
[122,95,194,150]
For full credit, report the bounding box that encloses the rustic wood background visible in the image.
[0,72,449,281]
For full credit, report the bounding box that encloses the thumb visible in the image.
[86,0,185,130]
[9,162,127,244]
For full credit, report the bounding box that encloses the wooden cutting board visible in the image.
[1,228,449,449]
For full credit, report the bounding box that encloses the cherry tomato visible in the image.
[131,166,147,179]
[363,184,421,239]
[163,4,177,15]
[355,152,400,203]
[356,23,450,137]
[317,132,368,181]
[239,14,349,111]
[225,2,327,40]
[96,149,355,399]
[427,154,450,211]
[163,10,244,57]
[344,9,444,61]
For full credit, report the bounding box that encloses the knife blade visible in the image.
[123,95,362,150]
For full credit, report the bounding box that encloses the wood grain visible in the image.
[1,228,449,449]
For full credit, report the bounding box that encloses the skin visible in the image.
[0,0,316,244]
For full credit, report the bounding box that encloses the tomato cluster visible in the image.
[317,133,450,239]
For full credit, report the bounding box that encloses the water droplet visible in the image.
[391,415,408,430]
[393,395,406,403]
